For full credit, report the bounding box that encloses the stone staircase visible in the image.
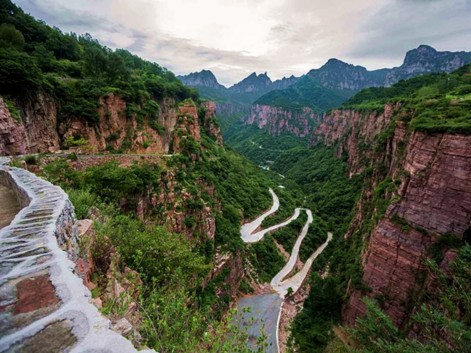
[0,161,155,353]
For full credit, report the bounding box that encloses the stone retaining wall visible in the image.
[0,160,155,353]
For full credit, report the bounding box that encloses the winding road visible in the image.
[236,188,333,352]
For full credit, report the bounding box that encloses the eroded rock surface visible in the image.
[312,106,471,327]
[246,104,318,138]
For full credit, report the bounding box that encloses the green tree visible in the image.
[0,23,24,49]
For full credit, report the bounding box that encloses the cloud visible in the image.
[13,0,471,86]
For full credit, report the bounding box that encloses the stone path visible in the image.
[0,162,155,353]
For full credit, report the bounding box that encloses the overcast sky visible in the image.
[14,0,471,86]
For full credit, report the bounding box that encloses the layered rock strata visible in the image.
[312,107,471,327]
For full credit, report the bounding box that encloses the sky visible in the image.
[14,0,471,86]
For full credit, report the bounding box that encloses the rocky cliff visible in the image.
[201,101,224,146]
[246,104,319,138]
[312,104,399,175]
[61,94,181,154]
[0,95,60,155]
[0,93,214,156]
[312,106,471,328]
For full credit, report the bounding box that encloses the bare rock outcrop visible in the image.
[202,101,223,146]
[246,104,318,138]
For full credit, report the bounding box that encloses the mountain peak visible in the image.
[403,45,438,65]
[325,58,348,65]
[229,72,273,93]
[178,70,226,90]
[416,44,437,53]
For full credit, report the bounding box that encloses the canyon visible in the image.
[1,1,470,352]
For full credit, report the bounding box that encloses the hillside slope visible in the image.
[0,0,200,155]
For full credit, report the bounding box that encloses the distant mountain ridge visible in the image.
[304,45,471,92]
[180,45,471,105]
[384,45,471,85]
[179,45,471,137]
[255,45,471,112]
[178,70,300,100]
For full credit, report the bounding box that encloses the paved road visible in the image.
[272,232,333,298]
[237,188,332,352]
[240,189,303,243]
[270,209,313,298]
[235,294,283,353]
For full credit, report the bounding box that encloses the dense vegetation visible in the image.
[225,124,309,166]
[35,129,277,351]
[0,0,198,125]
[343,64,471,133]
[255,75,351,113]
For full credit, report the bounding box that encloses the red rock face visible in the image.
[21,94,61,153]
[247,104,318,138]
[0,94,62,155]
[0,93,183,156]
[62,94,179,154]
[0,98,31,155]
[177,103,201,141]
[171,102,202,154]
[14,275,60,314]
[314,105,471,328]
[312,104,399,175]
[202,101,223,146]
[344,220,434,326]
[396,132,471,235]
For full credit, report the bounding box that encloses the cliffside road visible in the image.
[240,188,302,243]
[272,232,333,298]
[270,209,313,293]
[236,294,283,353]
[0,185,21,229]
[237,188,332,352]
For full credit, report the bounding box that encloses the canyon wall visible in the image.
[0,94,217,156]
[312,104,399,175]
[246,104,319,138]
[312,107,471,327]
[202,101,224,146]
